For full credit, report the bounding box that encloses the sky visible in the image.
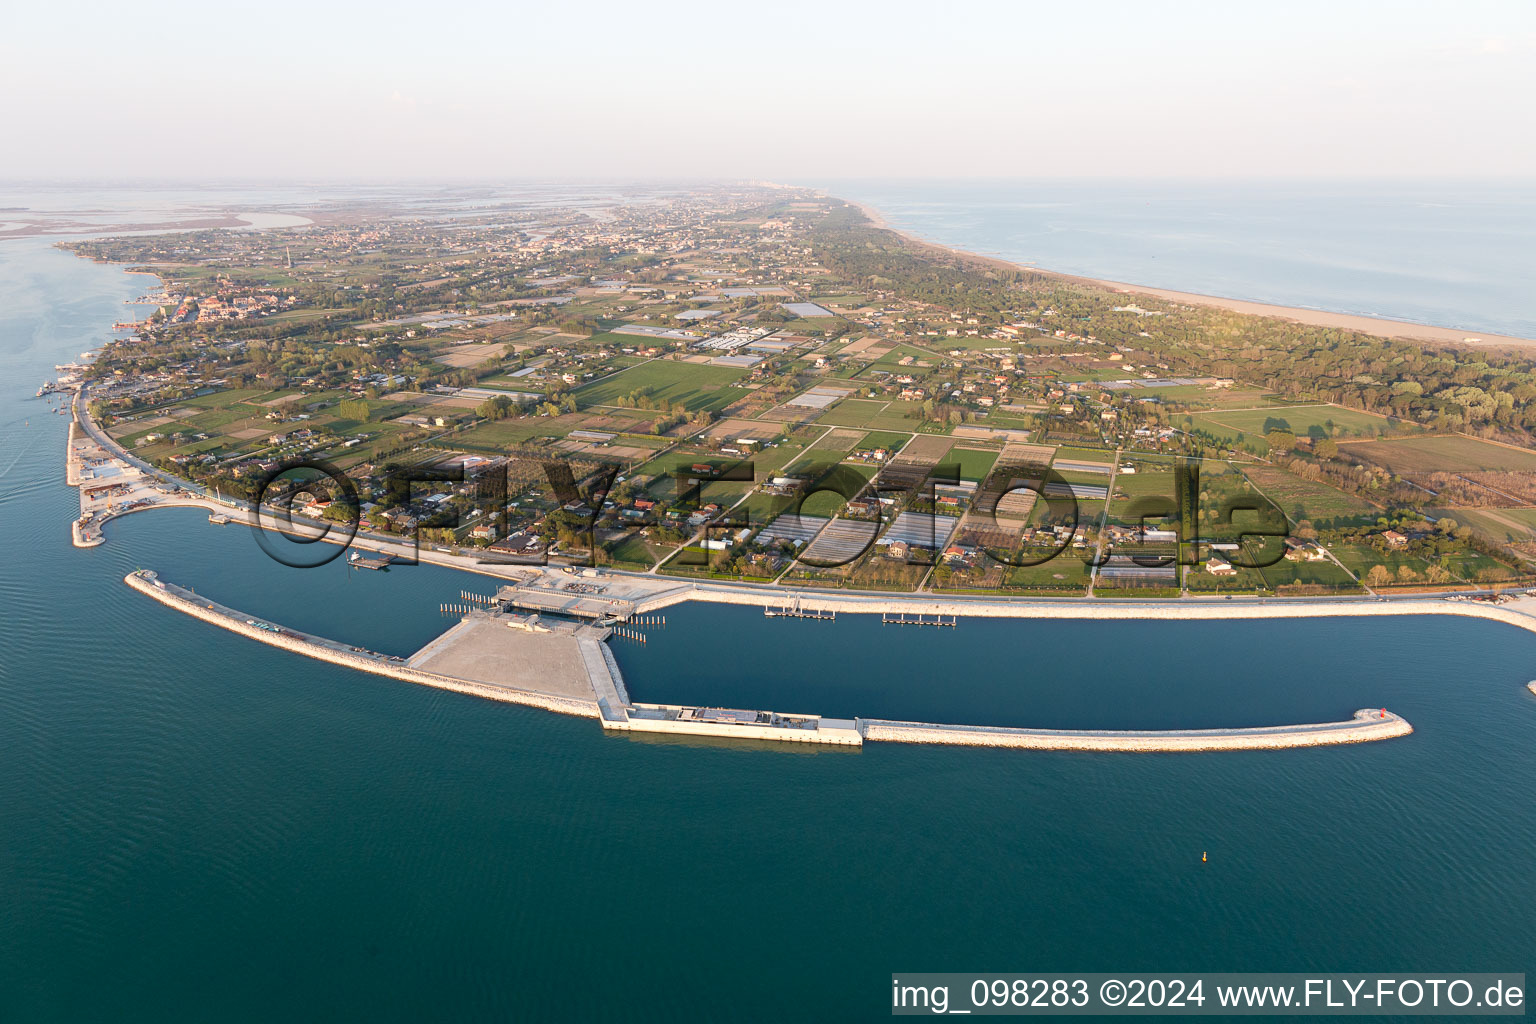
[3,0,1534,182]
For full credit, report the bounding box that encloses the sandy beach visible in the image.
[839,195,1536,354]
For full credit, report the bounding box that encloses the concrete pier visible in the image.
[858,708,1412,752]
[123,570,864,748]
[606,704,863,746]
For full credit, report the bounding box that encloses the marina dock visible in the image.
[882,613,956,627]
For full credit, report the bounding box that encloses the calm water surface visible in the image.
[823,179,1536,339]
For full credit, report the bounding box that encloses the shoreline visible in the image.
[68,388,1536,633]
[836,195,1536,353]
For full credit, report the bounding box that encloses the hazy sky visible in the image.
[4,0,1534,181]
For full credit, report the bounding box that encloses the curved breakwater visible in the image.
[124,570,602,719]
[126,570,1424,753]
[862,709,1412,751]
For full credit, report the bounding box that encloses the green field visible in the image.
[1110,469,1178,499]
[454,417,569,448]
[1052,445,1117,464]
[811,399,885,427]
[573,360,747,412]
[945,446,1000,482]
[1192,404,1404,444]
[855,430,914,452]
[1006,556,1091,592]
[864,401,948,432]
[178,388,277,409]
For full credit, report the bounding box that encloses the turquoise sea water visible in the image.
[3,226,1536,1020]
[821,180,1536,340]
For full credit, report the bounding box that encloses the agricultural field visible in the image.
[573,360,748,412]
[1004,555,1092,593]
[1110,469,1179,500]
[1057,367,1139,383]
[1434,507,1536,548]
[178,388,278,409]
[1238,464,1381,523]
[454,417,573,449]
[1190,404,1405,446]
[1139,385,1279,408]
[978,411,1038,431]
[945,446,1000,482]
[1052,445,1118,464]
[864,401,952,433]
[815,399,888,427]
[854,429,915,453]
[1341,435,1536,476]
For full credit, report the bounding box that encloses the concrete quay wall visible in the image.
[598,642,631,705]
[124,572,601,720]
[605,711,864,746]
[861,708,1413,752]
[76,498,236,549]
[65,419,82,486]
[634,584,1536,636]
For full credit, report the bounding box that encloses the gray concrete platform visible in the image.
[407,618,599,701]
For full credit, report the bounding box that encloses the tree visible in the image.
[477,395,517,421]
[338,398,371,422]
[1266,429,1296,455]
[1314,437,1338,460]
[1365,564,1393,588]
